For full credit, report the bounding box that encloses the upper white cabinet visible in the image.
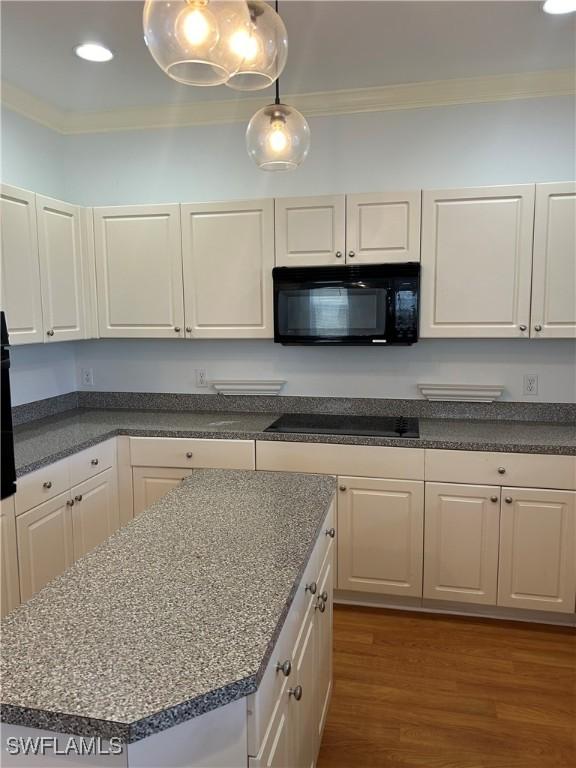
[346,191,421,264]
[36,195,86,342]
[531,182,576,339]
[275,195,345,267]
[275,191,421,267]
[94,204,185,338]
[181,200,274,338]
[420,184,535,338]
[0,185,44,344]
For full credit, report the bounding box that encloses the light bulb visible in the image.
[178,4,219,49]
[543,0,576,13]
[268,121,289,154]
[229,29,260,62]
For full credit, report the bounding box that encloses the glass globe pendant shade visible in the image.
[246,102,310,171]
[226,1,288,91]
[143,0,252,86]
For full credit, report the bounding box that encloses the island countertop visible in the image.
[13,407,576,476]
[0,469,336,743]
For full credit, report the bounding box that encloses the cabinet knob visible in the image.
[91,458,99,466]
[74,494,83,502]
[186,451,193,459]
[276,659,292,677]
[348,250,356,259]
[497,467,506,475]
[305,581,317,595]
[534,324,542,332]
[316,598,326,613]
[66,499,75,507]
[490,495,498,503]
[46,329,54,337]
[505,496,513,504]
[186,326,192,333]
[43,481,52,489]
[288,685,303,701]
[335,251,343,259]
[519,324,527,332]
[174,327,181,333]
[325,527,336,538]
[320,590,328,603]
[339,485,347,492]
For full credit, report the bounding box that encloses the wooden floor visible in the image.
[317,605,576,768]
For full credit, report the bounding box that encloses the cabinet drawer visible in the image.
[425,450,576,490]
[256,441,424,480]
[15,459,70,515]
[130,437,255,469]
[68,439,116,487]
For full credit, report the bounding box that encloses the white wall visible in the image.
[61,96,575,206]
[75,338,576,403]
[9,344,77,407]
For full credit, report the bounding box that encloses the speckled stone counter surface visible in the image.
[0,469,336,742]
[14,407,576,476]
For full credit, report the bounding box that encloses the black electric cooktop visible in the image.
[264,414,420,438]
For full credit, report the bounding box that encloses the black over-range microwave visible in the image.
[273,263,420,345]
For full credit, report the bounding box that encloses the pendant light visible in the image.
[245,1,310,171]
[143,0,251,86]
[226,1,288,91]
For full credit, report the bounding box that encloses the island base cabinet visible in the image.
[71,468,120,560]
[16,492,74,602]
[423,483,500,605]
[1,496,20,617]
[337,477,424,596]
[498,488,576,613]
[132,467,193,516]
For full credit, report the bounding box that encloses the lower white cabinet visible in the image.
[16,492,74,602]
[132,467,192,516]
[71,468,120,559]
[423,483,500,605]
[337,477,424,597]
[1,496,20,618]
[498,487,576,613]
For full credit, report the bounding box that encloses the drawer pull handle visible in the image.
[316,598,326,613]
[505,496,513,504]
[74,495,83,502]
[288,685,302,701]
[497,467,506,475]
[305,582,317,595]
[490,495,498,503]
[91,459,99,466]
[186,452,194,459]
[43,481,52,489]
[66,499,75,507]
[276,659,292,677]
[325,527,336,538]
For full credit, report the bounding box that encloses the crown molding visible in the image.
[2,69,574,135]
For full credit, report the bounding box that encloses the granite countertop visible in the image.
[0,469,336,743]
[13,407,576,476]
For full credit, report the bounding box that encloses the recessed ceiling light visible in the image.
[543,0,576,14]
[74,43,114,62]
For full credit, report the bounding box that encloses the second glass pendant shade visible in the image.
[143,0,251,86]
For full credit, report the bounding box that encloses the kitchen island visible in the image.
[1,469,337,767]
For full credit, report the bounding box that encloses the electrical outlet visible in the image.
[523,374,538,396]
[80,367,94,387]
[195,368,208,388]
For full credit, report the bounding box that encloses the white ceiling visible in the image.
[1,1,575,113]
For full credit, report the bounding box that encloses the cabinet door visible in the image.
[1,496,20,617]
[36,195,86,342]
[423,483,500,605]
[315,541,334,751]
[94,205,185,338]
[181,200,274,338]
[498,488,576,613]
[16,492,74,601]
[132,467,192,517]
[420,185,535,338]
[71,468,120,560]
[0,185,43,344]
[292,599,318,768]
[337,477,424,596]
[531,182,576,339]
[248,681,293,768]
[346,191,421,264]
[275,195,345,267]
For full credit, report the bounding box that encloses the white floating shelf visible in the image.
[209,379,286,396]
[418,384,505,402]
